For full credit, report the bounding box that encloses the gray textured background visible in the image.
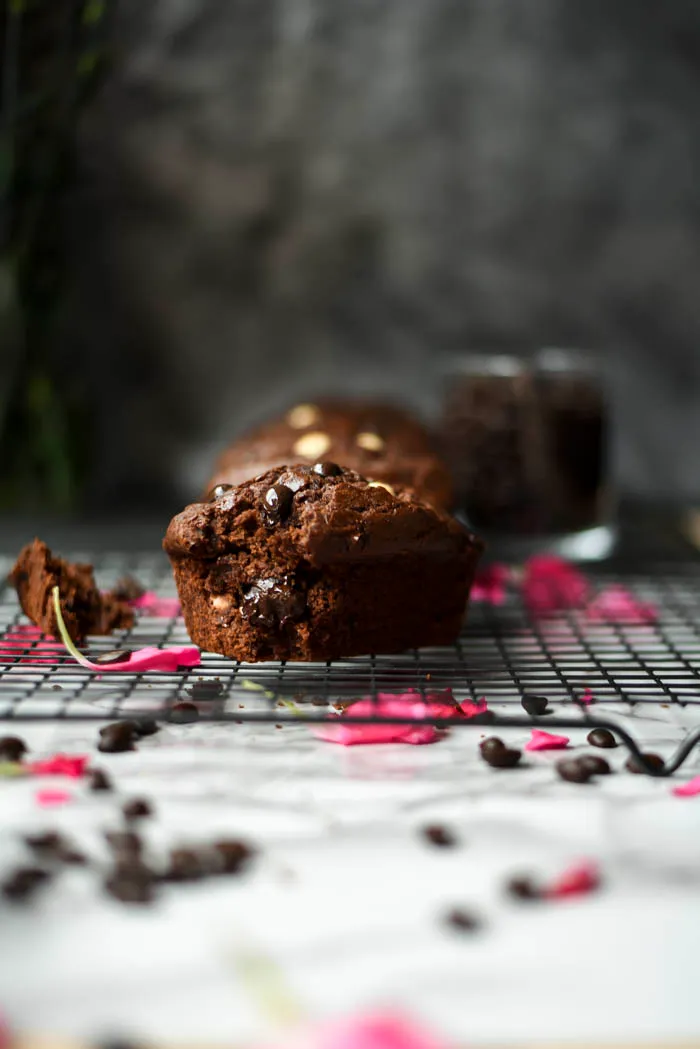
[69,0,700,507]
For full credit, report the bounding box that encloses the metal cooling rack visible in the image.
[1,550,700,775]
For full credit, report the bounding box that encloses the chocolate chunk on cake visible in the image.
[9,539,134,643]
[205,400,454,511]
[165,464,482,662]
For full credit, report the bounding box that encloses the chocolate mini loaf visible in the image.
[165,463,482,662]
[205,400,454,511]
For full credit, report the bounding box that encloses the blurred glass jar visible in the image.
[439,348,616,560]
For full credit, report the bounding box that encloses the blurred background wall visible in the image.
[2,0,700,510]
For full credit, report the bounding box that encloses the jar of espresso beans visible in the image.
[440,348,615,560]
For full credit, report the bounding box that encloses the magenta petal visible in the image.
[585,585,658,625]
[523,555,589,615]
[30,754,89,778]
[311,691,461,746]
[130,592,181,617]
[545,860,601,899]
[309,1013,452,1049]
[75,645,200,673]
[672,776,700,797]
[35,789,72,807]
[525,729,570,751]
[471,564,510,605]
[458,697,489,718]
[578,688,594,705]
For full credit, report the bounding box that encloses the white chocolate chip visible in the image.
[211,595,232,611]
[292,430,331,458]
[368,480,395,494]
[286,403,320,429]
[356,431,385,452]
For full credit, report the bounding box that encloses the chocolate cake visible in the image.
[165,463,482,662]
[9,539,134,642]
[205,400,454,511]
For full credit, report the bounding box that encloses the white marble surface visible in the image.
[1,705,700,1047]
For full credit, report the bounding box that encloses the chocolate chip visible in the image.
[2,866,51,901]
[241,577,305,629]
[312,461,342,477]
[105,831,143,859]
[445,907,481,932]
[162,848,207,882]
[587,728,618,749]
[186,681,224,700]
[556,758,593,783]
[87,768,112,792]
[24,831,63,854]
[263,483,294,524]
[579,755,612,776]
[171,702,199,723]
[105,862,154,904]
[94,649,133,666]
[110,575,145,602]
[507,875,541,900]
[123,798,152,821]
[98,722,136,752]
[625,752,665,775]
[480,738,521,768]
[213,839,253,874]
[208,483,234,501]
[0,735,27,762]
[422,824,457,848]
[521,694,549,716]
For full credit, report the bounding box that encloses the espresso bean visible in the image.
[556,758,592,783]
[94,649,133,666]
[587,728,618,749]
[445,907,481,932]
[129,719,159,738]
[0,735,27,762]
[87,768,112,792]
[163,848,207,882]
[263,483,294,524]
[480,738,521,768]
[105,862,154,904]
[105,831,143,859]
[213,839,253,874]
[579,755,612,776]
[208,483,233,501]
[171,702,199,723]
[422,824,457,848]
[312,461,342,477]
[625,752,665,775]
[98,722,136,753]
[507,875,541,900]
[123,798,152,821]
[521,694,549,716]
[2,866,50,902]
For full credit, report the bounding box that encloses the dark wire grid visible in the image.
[1,555,700,776]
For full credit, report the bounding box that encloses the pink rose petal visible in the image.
[0,626,65,665]
[525,729,570,751]
[585,585,658,625]
[545,860,601,899]
[311,691,462,746]
[578,688,595,705]
[458,697,489,718]
[35,789,72,807]
[279,1014,451,1049]
[30,754,90,779]
[671,776,700,798]
[72,645,200,673]
[522,555,589,615]
[130,591,181,617]
[471,564,510,605]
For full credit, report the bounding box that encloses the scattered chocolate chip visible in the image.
[170,702,199,723]
[445,907,481,932]
[422,824,457,848]
[0,735,27,762]
[24,831,63,854]
[87,768,112,792]
[507,875,542,901]
[110,575,145,602]
[58,847,87,866]
[587,728,618,749]
[162,848,207,883]
[2,866,50,901]
[105,831,143,859]
[93,649,133,666]
[480,738,521,768]
[186,680,224,700]
[579,755,612,776]
[312,461,342,477]
[556,758,593,783]
[123,798,152,821]
[213,839,253,874]
[51,684,62,691]
[208,483,234,501]
[625,752,665,775]
[521,694,549,715]
[263,483,294,524]
[105,862,155,905]
[98,722,136,753]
